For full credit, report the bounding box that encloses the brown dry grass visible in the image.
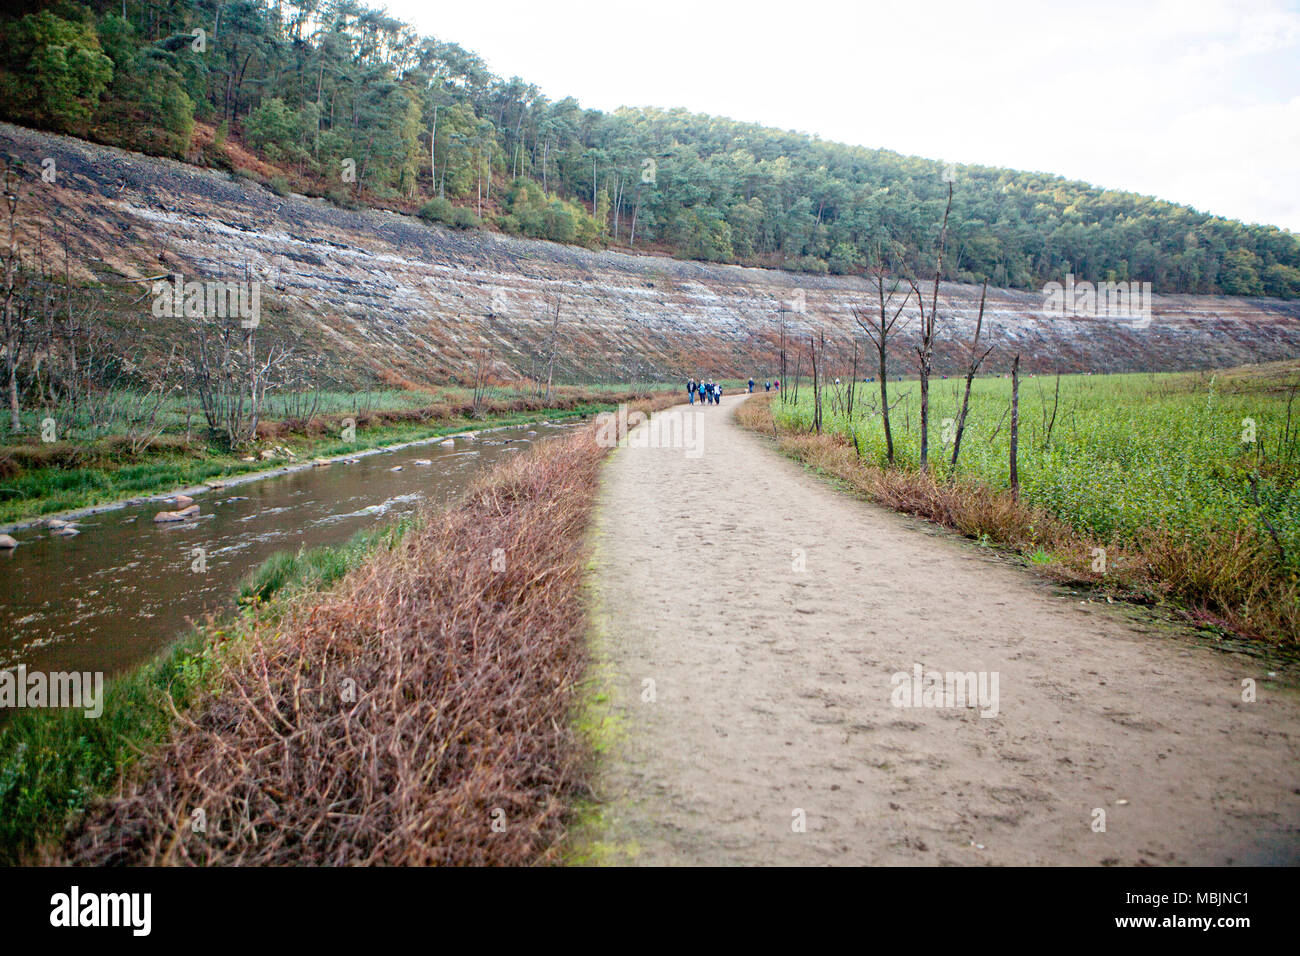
[60,392,679,866]
[255,387,661,442]
[736,397,1300,646]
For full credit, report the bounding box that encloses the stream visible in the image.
[0,420,577,679]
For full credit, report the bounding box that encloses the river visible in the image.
[0,420,577,679]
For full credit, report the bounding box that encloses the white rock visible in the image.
[0,534,17,549]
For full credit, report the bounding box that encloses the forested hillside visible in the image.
[2,0,1299,298]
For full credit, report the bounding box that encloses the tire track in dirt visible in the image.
[585,395,1300,865]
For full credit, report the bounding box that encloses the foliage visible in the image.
[0,0,1295,294]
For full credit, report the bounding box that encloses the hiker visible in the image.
[697,380,707,404]
[714,382,723,403]
[748,378,754,393]
[764,381,771,392]
[687,378,696,404]
[774,379,781,391]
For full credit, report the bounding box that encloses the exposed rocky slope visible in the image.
[4,123,1299,384]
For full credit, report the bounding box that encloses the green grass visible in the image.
[774,365,1300,571]
[237,520,411,606]
[0,522,408,864]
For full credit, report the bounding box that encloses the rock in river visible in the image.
[154,504,200,523]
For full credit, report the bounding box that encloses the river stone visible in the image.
[0,534,17,549]
[390,465,403,472]
[45,518,69,529]
[51,526,79,537]
[439,439,455,448]
[172,494,194,507]
[153,504,199,523]
[412,458,433,465]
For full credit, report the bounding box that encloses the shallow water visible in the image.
[0,421,575,678]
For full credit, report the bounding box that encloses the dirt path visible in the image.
[585,395,1300,865]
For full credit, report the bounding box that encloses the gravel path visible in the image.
[585,394,1300,865]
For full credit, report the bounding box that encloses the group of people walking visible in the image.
[687,379,723,405]
[686,377,783,404]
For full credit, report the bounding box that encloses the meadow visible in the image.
[766,361,1300,642]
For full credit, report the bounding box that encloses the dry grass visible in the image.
[60,392,679,866]
[254,387,664,442]
[736,397,1300,646]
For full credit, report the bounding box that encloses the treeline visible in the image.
[2,0,1299,297]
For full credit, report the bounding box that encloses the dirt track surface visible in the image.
[586,395,1300,865]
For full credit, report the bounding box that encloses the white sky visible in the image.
[383,0,1300,232]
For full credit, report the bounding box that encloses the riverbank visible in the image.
[0,386,668,530]
[2,392,677,865]
[0,518,405,864]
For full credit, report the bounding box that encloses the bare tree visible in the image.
[852,272,913,463]
[949,280,995,475]
[1,162,32,434]
[809,332,823,434]
[544,295,560,402]
[1010,353,1021,500]
[909,176,956,473]
[188,316,290,446]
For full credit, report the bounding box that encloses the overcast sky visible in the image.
[383,0,1300,232]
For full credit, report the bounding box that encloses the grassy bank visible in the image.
[0,521,407,865]
[740,366,1300,646]
[0,385,669,526]
[5,392,675,866]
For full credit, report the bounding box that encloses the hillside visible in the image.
[1,0,1298,297]
[3,122,1299,385]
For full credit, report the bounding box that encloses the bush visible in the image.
[451,206,481,229]
[417,196,454,224]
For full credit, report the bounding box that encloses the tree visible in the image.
[949,280,994,475]
[1,162,31,433]
[910,174,955,473]
[0,11,113,129]
[853,270,912,464]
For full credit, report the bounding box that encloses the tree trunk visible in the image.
[1010,353,1021,500]
[429,105,438,187]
